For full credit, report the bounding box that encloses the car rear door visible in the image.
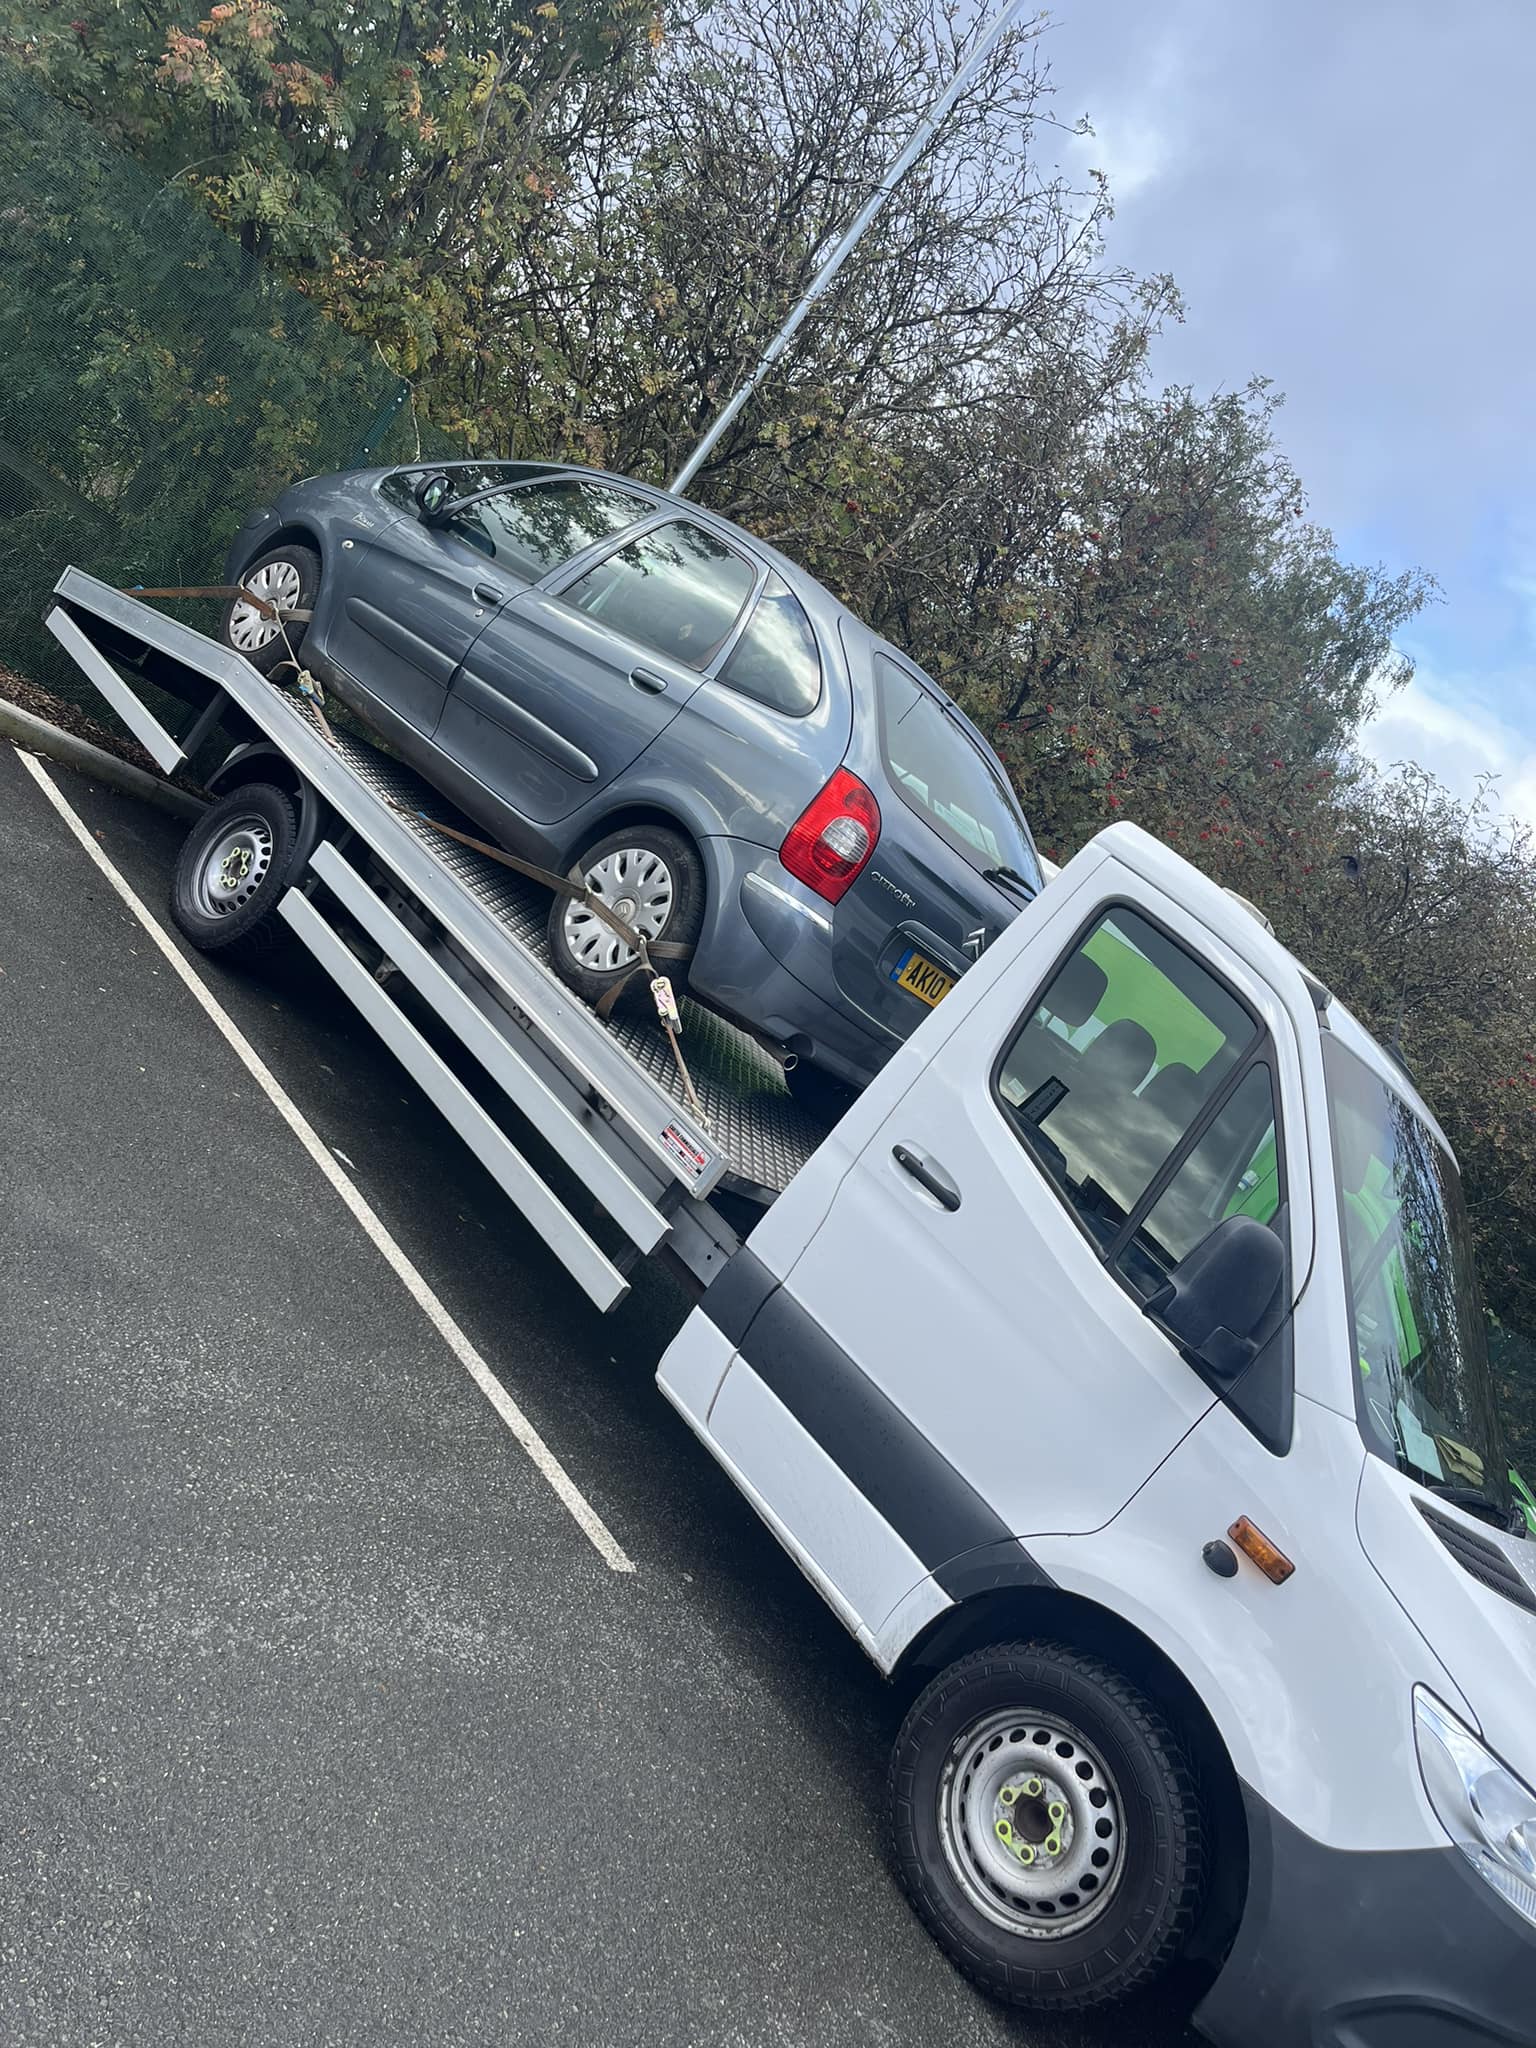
[436,514,762,826]
[830,638,1037,1040]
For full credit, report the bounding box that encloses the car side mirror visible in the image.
[1143,1213,1286,1382]
[415,472,455,525]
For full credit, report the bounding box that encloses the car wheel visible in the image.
[221,544,320,677]
[169,783,300,961]
[889,1640,1206,2012]
[548,824,705,1013]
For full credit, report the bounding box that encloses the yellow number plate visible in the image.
[893,949,955,1008]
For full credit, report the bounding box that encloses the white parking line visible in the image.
[15,748,636,1574]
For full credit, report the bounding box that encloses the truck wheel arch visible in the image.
[206,744,328,876]
[897,1583,1250,1970]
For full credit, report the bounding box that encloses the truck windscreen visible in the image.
[1323,1035,1513,1519]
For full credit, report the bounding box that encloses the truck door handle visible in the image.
[473,581,506,605]
[891,1145,961,1211]
[630,668,668,695]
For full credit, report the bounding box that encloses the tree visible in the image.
[1,0,661,376]
[955,383,1432,863]
[0,60,407,683]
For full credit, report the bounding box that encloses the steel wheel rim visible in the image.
[938,1707,1126,1938]
[228,560,303,651]
[562,846,675,974]
[193,816,274,917]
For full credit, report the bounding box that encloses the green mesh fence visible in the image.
[0,60,434,711]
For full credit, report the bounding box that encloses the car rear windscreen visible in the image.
[875,655,1037,877]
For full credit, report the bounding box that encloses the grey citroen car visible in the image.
[217,459,1042,1107]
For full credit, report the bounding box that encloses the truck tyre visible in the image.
[889,1640,1206,2012]
[169,782,300,961]
[548,824,705,1013]
[220,544,320,677]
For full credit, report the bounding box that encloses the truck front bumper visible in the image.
[1195,1785,1536,2048]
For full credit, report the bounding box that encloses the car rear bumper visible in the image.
[689,842,897,1087]
[1195,1784,1536,2048]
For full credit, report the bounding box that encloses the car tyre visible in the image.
[548,824,706,1014]
[889,1639,1206,2012]
[169,782,300,962]
[220,543,321,677]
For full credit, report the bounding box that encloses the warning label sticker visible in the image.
[661,1122,709,1180]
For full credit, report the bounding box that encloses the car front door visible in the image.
[700,875,1301,1636]
[436,515,761,826]
[321,474,651,738]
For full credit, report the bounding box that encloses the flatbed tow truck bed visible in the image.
[45,566,830,1310]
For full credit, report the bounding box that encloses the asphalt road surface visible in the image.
[0,741,1204,2048]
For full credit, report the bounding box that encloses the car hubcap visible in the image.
[938,1709,1125,1938]
[194,817,274,917]
[228,559,303,652]
[562,846,675,974]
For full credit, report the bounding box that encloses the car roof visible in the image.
[364,457,873,646]
[361,457,1014,771]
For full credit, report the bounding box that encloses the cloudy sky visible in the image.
[1038,0,1536,825]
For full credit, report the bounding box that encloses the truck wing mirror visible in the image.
[1143,1214,1286,1382]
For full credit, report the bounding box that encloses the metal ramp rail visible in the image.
[46,567,829,1308]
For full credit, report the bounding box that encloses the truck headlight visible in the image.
[1414,1687,1536,1928]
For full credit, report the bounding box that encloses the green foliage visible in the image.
[0,61,415,690]
[1,0,664,385]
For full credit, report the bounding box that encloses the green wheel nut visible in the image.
[1043,1830,1062,1857]
[999,1784,1019,1807]
[1017,1841,1035,1865]
[1049,1801,1066,1825]
[1024,1777,1042,1797]
[995,1818,1013,1841]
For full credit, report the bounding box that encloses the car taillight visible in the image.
[780,768,881,903]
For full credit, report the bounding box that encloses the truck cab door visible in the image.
[686,856,1303,1649]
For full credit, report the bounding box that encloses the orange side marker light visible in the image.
[1228,1516,1295,1585]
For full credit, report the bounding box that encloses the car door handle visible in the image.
[473,581,506,605]
[629,667,669,695]
[891,1145,962,1212]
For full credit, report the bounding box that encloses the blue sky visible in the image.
[1038,0,1536,824]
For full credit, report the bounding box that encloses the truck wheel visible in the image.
[169,783,299,961]
[889,1640,1206,2012]
[548,824,705,1013]
[221,544,320,677]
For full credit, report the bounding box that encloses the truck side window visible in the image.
[1113,1063,1282,1299]
[995,906,1258,1251]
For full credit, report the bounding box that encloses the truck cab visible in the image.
[658,820,1535,2047]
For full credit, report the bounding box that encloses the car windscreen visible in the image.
[1324,1035,1512,1515]
[875,655,1040,883]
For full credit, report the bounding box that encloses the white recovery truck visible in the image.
[46,566,1536,2048]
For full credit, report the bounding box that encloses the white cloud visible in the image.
[1058,27,1184,206]
[1359,667,1536,832]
